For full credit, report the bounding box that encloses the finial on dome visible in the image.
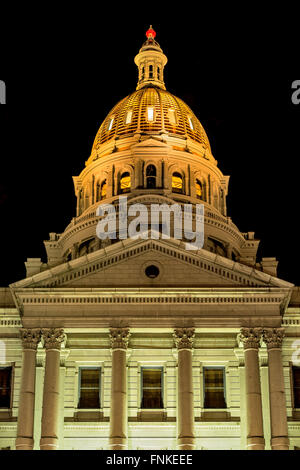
[146,25,156,39]
[134,26,167,90]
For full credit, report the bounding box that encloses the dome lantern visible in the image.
[134,26,168,91]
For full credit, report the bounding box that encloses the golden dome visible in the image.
[91,86,211,153]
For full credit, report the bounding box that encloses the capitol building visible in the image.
[0,27,300,451]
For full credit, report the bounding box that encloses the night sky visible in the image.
[0,12,299,287]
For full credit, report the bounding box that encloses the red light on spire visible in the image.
[146,25,156,39]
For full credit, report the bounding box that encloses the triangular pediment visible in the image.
[10,237,294,290]
[131,136,170,149]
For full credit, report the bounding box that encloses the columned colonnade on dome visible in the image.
[15,326,290,451]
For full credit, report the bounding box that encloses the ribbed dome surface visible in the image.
[92,86,211,153]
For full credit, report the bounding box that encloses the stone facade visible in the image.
[0,28,299,450]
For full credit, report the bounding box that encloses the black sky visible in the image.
[0,11,299,286]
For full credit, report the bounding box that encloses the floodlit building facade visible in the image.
[0,27,300,451]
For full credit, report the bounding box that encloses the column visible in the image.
[16,328,41,450]
[263,328,289,450]
[109,328,130,450]
[40,328,65,450]
[240,328,265,450]
[173,328,195,450]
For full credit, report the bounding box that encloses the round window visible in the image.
[145,265,160,279]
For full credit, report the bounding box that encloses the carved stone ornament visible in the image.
[109,328,130,350]
[240,328,262,350]
[173,328,195,350]
[262,328,285,350]
[41,328,65,350]
[19,328,41,350]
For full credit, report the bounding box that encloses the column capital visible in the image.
[41,328,65,350]
[173,328,195,350]
[240,328,262,350]
[262,328,285,350]
[109,328,130,350]
[19,328,41,350]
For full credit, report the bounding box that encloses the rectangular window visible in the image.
[168,108,177,125]
[293,367,300,408]
[78,368,101,409]
[203,367,226,409]
[141,367,164,409]
[0,367,12,408]
[108,117,114,131]
[147,107,155,122]
[125,109,133,124]
[188,116,194,130]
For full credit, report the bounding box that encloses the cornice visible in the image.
[10,239,293,292]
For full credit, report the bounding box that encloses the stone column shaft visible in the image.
[40,328,65,450]
[16,329,41,450]
[109,328,130,450]
[263,328,289,450]
[240,328,265,450]
[174,328,195,450]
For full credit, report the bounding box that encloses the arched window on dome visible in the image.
[157,67,160,80]
[101,179,107,200]
[172,172,183,194]
[149,64,153,79]
[119,172,131,194]
[146,164,157,189]
[96,182,101,202]
[195,179,203,199]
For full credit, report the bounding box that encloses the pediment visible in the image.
[131,136,170,149]
[10,237,294,290]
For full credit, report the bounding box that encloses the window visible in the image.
[147,106,155,122]
[0,367,12,408]
[168,108,177,125]
[203,367,226,409]
[125,109,133,125]
[108,117,114,131]
[78,368,101,409]
[119,172,131,194]
[172,172,183,193]
[149,64,153,78]
[145,265,160,278]
[101,180,107,200]
[141,368,164,409]
[146,164,156,189]
[195,179,202,199]
[157,67,160,80]
[188,116,194,130]
[293,367,300,408]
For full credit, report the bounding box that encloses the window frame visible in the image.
[107,116,115,131]
[188,116,194,131]
[195,179,203,199]
[202,366,227,410]
[145,164,157,189]
[77,366,101,410]
[100,179,107,200]
[0,366,13,410]
[140,366,164,410]
[146,106,155,123]
[172,171,184,194]
[125,109,133,125]
[119,171,131,194]
[168,108,178,126]
[292,366,300,410]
